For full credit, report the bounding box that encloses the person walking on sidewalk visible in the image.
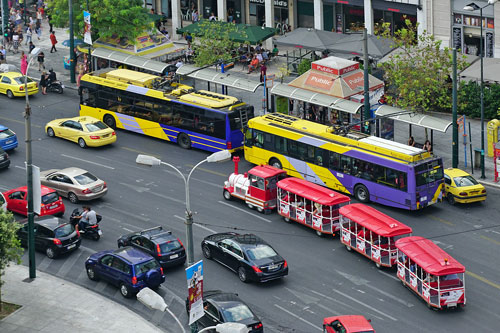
[35,20,42,40]
[0,46,5,64]
[47,13,53,33]
[12,31,19,54]
[40,71,48,94]
[50,31,57,53]
[37,51,45,71]
[29,41,35,54]
[20,51,28,75]
[25,25,32,45]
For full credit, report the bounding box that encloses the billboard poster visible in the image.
[185,260,204,325]
[83,11,92,45]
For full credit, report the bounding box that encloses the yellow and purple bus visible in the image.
[79,69,254,152]
[244,113,444,210]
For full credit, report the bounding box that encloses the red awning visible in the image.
[277,178,350,206]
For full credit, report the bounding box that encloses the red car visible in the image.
[3,185,65,217]
[323,315,374,333]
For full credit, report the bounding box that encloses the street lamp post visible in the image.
[464,0,498,179]
[136,150,231,266]
[24,46,41,279]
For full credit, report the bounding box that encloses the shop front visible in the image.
[249,0,288,27]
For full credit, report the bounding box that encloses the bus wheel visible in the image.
[178,133,191,149]
[223,189,232,201]
[345,245,352,251]
[104,115,116,129]
[283,216,291,223]
[316,230,323,237]
[354,184,370,203]
[269,158,282,169]
[257,206,264,213]
[375,262,382,269]
[447,193,455,205]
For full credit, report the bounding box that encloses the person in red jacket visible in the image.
[50,31,57,53]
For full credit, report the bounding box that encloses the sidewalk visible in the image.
[0,265,163,333]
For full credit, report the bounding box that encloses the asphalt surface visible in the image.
[1,90,500,332]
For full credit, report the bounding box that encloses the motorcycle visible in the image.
[70,208,103,241]
[47,80,64,94]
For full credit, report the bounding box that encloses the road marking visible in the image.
[100,204,150,222]
[273,304,322,331]
[364,283,414,308]
[148,191,186,205]
[60,154,115,169]
[377,270,399,281]
[15,165,26,170]
[316,303,341,316]
[95,155,148,171]
[174,215,217,233]
[480,235,500,246]
[330,289,398,321]
[122,227,134,232]
[0,115,42,128]
[218,200,272,223]
[55,248,82,277]
[186,164,227,177]
[429,215,454,226]
[121,146,161,158]
[466,271,500,290]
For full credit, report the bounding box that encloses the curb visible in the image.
[478,180,500,189]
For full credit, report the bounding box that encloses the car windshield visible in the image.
[13,77,34,84]
[55,224,74,238]
[0,129,15,138]
[246,245,277,260]
[222,304,255,322]
[41,192,59,204]
[160,240,183,253]
[85,121,108,132]
[134,259,160,275]
[453,175,478,187]
[74,172,98,185]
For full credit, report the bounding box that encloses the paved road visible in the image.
[1,91,500,332]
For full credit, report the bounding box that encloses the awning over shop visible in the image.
[176,64,263,92]
[374,105,452,133]
[270,83,363,114]
[92,48,170,74]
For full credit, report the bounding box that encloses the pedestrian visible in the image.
[191,9,198,22]
[259,62,267,83]
[40,71,48,94]
[25,25,32,45]
[29,41,35,54]
[50,31,57,53]
[35,20,42,40]
[20,51,28,75]
[209,12,216,21]
[37,50,45,71]
[36,7,43,25]
[408,136,415,147]
[0,46,5,64]
[12,31,19,54]
[47,13,53,33]
[424,140,432,153]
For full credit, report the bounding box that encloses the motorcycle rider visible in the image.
[48,68,57,85]
[75,205,97,231]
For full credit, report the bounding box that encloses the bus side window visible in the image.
[263,133,274,150]
[80,87,96,107]
[254,130,264,148]
[329,152,340,171]
[275,136,287,154]
[341,156,351,175]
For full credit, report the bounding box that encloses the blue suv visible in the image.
[0,125,18,151]
[85,246,165,298]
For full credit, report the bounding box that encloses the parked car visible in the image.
[444,168,486,204]
[0,124,18,150]
[40,167,107,203]
[3,185,65,217]
[17,216,81,259]
[85,246,165,298]
[0,146,10,170]
[117,226,186,268]
[186,290,263,333]
[201,232,288,283]
[45,116,116,148]
[1,192,7,211]
[0,71,38,98]
[323,315,375,333]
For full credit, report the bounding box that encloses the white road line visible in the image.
[122,227,134,232]
[273,304,322,331]
[60,154,115,169]
[377,269,400,281]
[0,185,8,190]
[15,165,26,170]
[100,204,150,222]
[174,215,217,233]
[315,303,341,316]
[364,283,414,308]
[79,245,95,253]
[330,289,398,321]
[218,201,272,223]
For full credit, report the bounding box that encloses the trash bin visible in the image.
[474,148,483,170]
[63,56,71,70]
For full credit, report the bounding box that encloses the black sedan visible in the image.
[186,290,263,333]
[17,216,81,258]
[201,232,288,283]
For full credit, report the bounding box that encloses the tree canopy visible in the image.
[47,0,151,41]
[0,210,22,312]
[379,20,468,113]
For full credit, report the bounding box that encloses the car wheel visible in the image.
[447,193,455,205]
[6,90,14,99]
[120,283,132,298]
[46,247,56,259]
[78,138,87,148]
[223,189,232,201]
[47,127,55,137]
[256,206,264,213]
[345,245,352,252]
[354,184,370,203]
[375,262,382,269]
[246,203,254,210]
[316,230,323,237]
[269,158,282,169]
[283,216,291,223]
[68,192,79,204]
[177,133,191,149]
[86,266,99,281]
[202,244,212,259]
[238,266,249,283]
[104,114,116,129]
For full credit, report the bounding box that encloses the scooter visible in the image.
[47,80,64,94]
[70,208,102,241]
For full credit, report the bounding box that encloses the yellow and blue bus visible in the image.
[79,69,254,152]
[244,113,444,210]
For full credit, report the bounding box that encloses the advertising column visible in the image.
[186,260,204,325]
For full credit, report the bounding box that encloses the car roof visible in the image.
[444,168,470,177]
[204,290,242,303]
[134,226,176,243]
[3,71,23,78]
[8,185,56,195]
[113,246,154,264]
[56,167,88,177]
[324,315,373,331]
[206,233,268,248]
[32,216,66,230]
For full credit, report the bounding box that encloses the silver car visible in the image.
[40,167,107,203]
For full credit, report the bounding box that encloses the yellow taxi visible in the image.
[444,168,486,204]
[0,71,39,98]
[45,116,117,148]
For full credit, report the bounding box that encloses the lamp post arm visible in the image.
[186,159,208,213]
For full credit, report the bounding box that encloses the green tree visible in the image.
[458,81,500,119]
[192,20,246,67]
[297,59,312,75]
[379,20,468,113]
[0,210,23,312]
[47,0,151,41]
